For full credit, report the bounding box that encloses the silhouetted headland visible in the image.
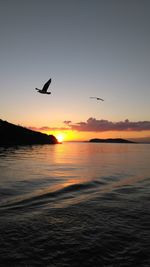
[0,119,58,146]
[89,138,135,143]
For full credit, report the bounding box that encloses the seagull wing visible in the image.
[97,98,104,101]
[90,97,104,101]
[42,78,51,92]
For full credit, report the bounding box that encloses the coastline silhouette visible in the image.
[89,138,135,143]
[0,119,58,146]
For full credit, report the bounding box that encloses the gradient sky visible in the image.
[0,0,150,141]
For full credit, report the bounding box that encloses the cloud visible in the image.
[28,118,150,133]
[28,126,68,132]
[68,118,150,132]
[63,120,72,125]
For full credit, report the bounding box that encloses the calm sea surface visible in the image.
[0,142,150,266]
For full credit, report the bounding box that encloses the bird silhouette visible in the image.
[90,97,104,101]
[35,78,51,94]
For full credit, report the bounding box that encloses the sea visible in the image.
[0,142,150,267]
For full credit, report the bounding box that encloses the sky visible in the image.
[0,0,150,141]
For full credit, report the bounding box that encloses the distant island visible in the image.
[0,119,58,146]
[89,138,135,143]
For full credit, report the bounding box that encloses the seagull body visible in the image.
[35,78,51,94]
[90,97,104,101]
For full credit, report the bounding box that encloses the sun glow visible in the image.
[56,133,65,143]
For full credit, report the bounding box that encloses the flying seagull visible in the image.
[35,78,51,94]
[90,97,104,101]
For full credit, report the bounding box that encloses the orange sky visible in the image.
[1,1,150,143]
[41,129,150,142]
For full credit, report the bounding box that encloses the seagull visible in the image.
[35,78,51,94]
[90,97,104,101]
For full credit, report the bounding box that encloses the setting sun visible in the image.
[56,133,65,143]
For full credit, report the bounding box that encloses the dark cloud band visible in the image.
[69,118,150,132]
[28,118,150,133]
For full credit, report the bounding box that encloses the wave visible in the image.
[0,174,148,213]
[0,180,108,211]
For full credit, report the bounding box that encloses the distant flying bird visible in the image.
[90,97,104,101]
[35,78,51,94]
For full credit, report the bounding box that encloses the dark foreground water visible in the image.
[0,142,150,266]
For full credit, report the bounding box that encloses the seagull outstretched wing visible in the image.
[42,78,51,92]
[90,97,104,101]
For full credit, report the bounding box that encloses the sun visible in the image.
[56,133,65,143]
